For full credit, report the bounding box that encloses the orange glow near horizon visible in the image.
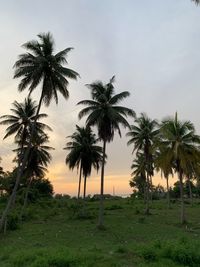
[48,164,177,196]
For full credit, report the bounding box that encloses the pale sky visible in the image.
[0,0,200,196]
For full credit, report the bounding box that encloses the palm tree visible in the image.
[0,98,51,203]
[192,0,200,4]
[0,32,79,231]
[15,133,53,218]
[64,125,103,199]
[159,113,200,224]
[0,97,50,142]
[127,113,158,214]
[130,152,147,201]
[155,147,173,208]
[78,76,135,228]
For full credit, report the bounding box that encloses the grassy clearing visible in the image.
[0,198,200,266]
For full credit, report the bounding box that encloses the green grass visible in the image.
[0,198,200,266]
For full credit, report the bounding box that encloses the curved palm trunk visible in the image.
[179,171,186,224]
[12,141,25,207]
[20,176,32,220]
[166,175,170,209]
[98,140,106,229]
[0,93,43,232]
[83,174,87,199]
[77,165,82,199]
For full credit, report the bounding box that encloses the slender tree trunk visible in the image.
[12,140,25,207]
[145,173,150,215]
[188,178,193,206]
[83,174,87,199]
[166,175,170,209]
[98,140,106,229]
[0,93,43,232]
[77,165,82,199]
[20,177,32,220]
[150,175,153,203]
[179,171,186,224]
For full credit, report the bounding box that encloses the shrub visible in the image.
[7,213,20,231]
[105,204,123,210]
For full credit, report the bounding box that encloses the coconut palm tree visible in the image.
[192,0,200,4]
[0,98,50,142]
[127,113,158,214]
[64,125,103,199]
[159,113,200,224]
[0,98,51,203]
[15,133,53,218]
[130,152,147,200]
[154,147,173,208]
[0,32,79,231]
[78,76,135,228]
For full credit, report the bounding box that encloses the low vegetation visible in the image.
[0,197,200,267]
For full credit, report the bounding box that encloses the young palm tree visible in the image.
[130,152,147,201]
[15,133,53,218]
[78,76,135,228]
[0,32,79,231]
[127,113,158,214]
[0,97,51,144]
[64,125,103,199]
[155,147,173,208]
[0,98,51,204]
[159,113,200,224]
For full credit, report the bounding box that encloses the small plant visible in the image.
[138,217,145,223]
[141,247,157,262]
[115,246,127,254]
[7,213,20,231]
[105,204,123,210]
[134,206,140,214]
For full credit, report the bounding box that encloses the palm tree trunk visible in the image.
[150,175,153,203]
[166,175,170,209]
[0,92,43,232]
[12,141,25,207]
[83,174,87,199]
[179,171,186,224]
[145,173,150,215]
[20,176,32,220]
[188,178,193,206]
[98,140,106,229]
[77,165,82,199]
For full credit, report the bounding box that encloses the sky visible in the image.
[0,0,200,196]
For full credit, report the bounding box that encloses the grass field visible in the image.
[0,198,200,267]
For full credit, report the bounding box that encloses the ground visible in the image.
[0,198,200,267]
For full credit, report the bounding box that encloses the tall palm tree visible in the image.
[78,76,135,228]
[127,113,158,214]
[64,125,103,199]
[0,32,79,231]
[159,113,200,224]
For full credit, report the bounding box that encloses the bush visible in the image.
[141,247,157,262]
[7,213,20,231]
[105,204,123,210]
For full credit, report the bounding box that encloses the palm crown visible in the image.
[65,125,103,178]
[14,32,79,106]
[0,97,51,143]
[78,76,135,142]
